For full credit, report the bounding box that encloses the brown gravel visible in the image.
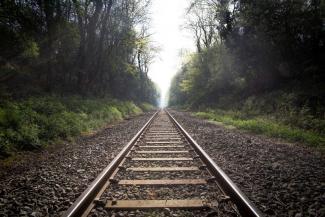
[0,112,154,217]
[170,110,325,217]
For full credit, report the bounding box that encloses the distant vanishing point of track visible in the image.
[63,110,262,217]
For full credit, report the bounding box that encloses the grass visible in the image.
[0,96,155,158]
[195,109,325,151]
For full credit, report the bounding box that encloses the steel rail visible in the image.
[62,111,159,217]
[165,109,263,217]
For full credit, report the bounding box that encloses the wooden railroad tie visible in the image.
[106,199,207,209]
[135,151,188,154]
[126,166,199,171]
[146,141,183,144]
[131,157,193,161]
[118,179,207,185]
[138,145,185,148]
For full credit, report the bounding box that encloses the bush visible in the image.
[139,103,156,111]
[114,101,142,117]
[0,132,10,156]
[104,106,123,122]
[0,97,145,158]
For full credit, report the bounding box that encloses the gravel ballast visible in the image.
[93,112,239,217]
[0,112,154,216]
[1,109,324,217]
[170,110,325,217]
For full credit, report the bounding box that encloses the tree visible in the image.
[170,0,325,113]
[0,0,159,104]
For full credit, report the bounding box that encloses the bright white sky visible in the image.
[148,0,195,107]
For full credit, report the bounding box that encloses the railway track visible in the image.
[63,110,262,217]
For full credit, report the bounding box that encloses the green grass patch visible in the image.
[0,96,152,158]
[195,110,325,150]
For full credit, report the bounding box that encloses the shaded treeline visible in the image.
[169,0,325,118]
[0,0,158,104]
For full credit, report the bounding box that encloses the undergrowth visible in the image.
[0,96,154,158]
[139,103,156,112]
[195,109,325,150]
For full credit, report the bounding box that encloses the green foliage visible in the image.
[169,45,238,107]
[0,0,159,105]
[170,0,324,150]
[139,103,156,112]
[21,40,39,59]
[171,0,324,107]
[196,110,325,150]
[0,97,145,158]
[231,92,325,135]
[114,101,143,118]
[193,90,325,148]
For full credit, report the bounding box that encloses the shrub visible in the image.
[104,106,123,122]
[115,101,142,117]
[0,96,145,158]
[16,123,41,149]
[139,103,156,111]
[0,132,10,156]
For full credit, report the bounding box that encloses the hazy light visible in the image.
[148,0,195,107]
